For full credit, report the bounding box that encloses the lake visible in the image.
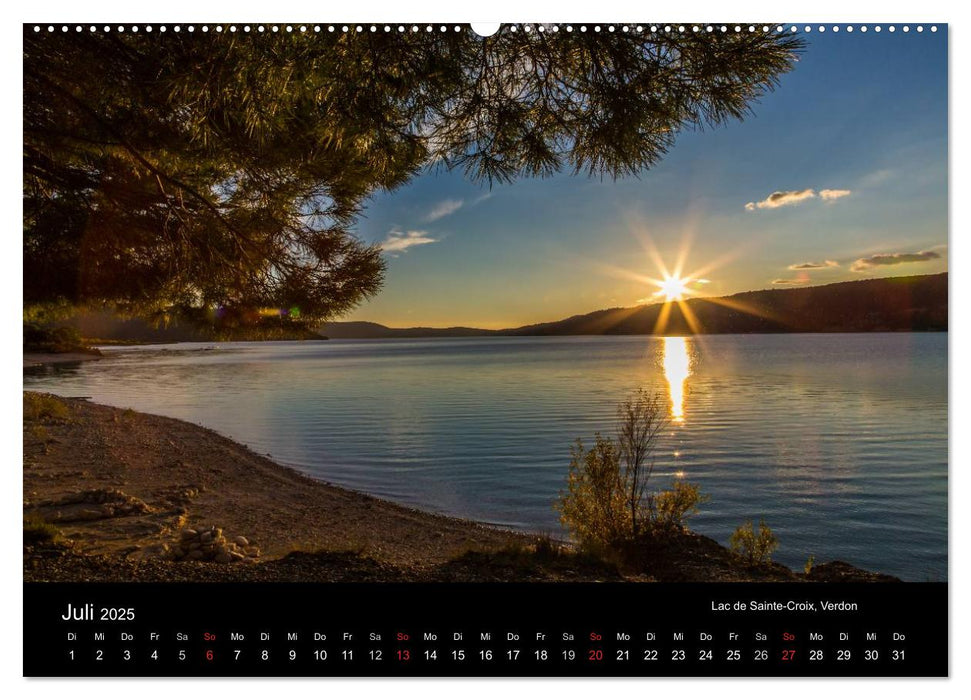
[23,333,948,581]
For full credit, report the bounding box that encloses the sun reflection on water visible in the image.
[662,336,691,422]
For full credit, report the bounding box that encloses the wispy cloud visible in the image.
[745,187,851,211]
[424,199,464,223]
[851,250,941,272]
[788,260,840,270]
[746,189,816,211]
[820,189,852,201]
[772,278,810,286]
[379,230,438,254]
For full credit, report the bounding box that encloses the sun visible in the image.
[657,276,689,301]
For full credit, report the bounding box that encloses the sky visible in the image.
[346,29,948,329]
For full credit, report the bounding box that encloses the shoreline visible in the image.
[23,392,900,583]
[23,351,103,369]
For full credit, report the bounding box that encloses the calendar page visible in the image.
[22,21,947,678]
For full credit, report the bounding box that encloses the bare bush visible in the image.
[556,389,707,555]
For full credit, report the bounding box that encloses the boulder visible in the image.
[168,526,259,565]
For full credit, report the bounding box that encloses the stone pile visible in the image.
[167,526,260,564]
[43,488,152,522]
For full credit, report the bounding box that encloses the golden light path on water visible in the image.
[662,336,691,422]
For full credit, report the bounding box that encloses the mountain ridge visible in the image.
[65,273,947,343]
[322,273,947,338]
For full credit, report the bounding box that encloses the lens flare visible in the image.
[657,276,689,301]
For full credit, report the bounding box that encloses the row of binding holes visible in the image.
[33,24,939,34]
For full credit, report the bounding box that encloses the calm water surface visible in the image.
[24,333,947,580]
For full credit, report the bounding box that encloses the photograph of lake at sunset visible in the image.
[24,25,946,585]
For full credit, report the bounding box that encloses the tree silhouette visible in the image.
[24,27,803,330]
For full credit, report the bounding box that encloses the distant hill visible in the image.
[65,274,946,343]
[321,321,495,339]
[323,273,947,338]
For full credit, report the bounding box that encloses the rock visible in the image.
[805,560,901,583]
[165,525,257,564]
[45,489,152,522]
[76,509,104,521]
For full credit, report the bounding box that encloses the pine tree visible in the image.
[24,27,803,329]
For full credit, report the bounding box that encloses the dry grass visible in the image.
[23,393,70,422]
[24,514,61,545]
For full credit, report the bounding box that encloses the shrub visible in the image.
[804,554,815,575]
[556,434,630,551]
[652,479,709,530]
[729,518,779,565]
[616,389,668,536]
[533,533,560,559]
[556,389,708,558]
[23,322,86,353]
[29,424,50,443]
[23,393,70,422]
[24,515,61,546]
